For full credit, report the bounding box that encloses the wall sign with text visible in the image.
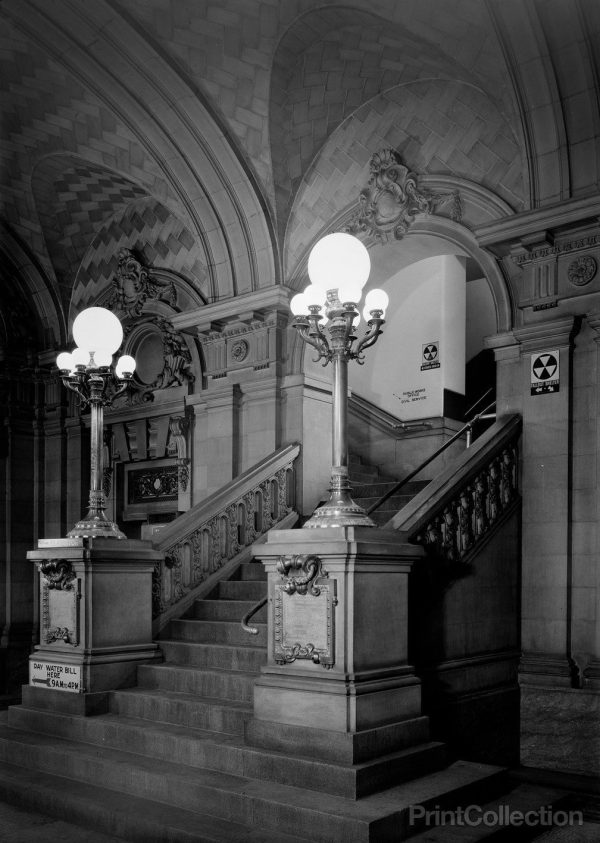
[531,350,559,395]
[421,342,440,371]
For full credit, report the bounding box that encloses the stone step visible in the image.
[191,598,268,623]
[7,705,447,799]
[0,758,308,843]
[169,618,268,648]
[229,562,268,581]
[136,663,257,702]
[407,782,570,840]
[158,639,267,672]
[0,724,507,842]
[216,580,267,602]
[111,687,252,735]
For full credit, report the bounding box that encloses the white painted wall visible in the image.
[348,254,466,420]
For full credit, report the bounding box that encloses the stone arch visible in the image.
[284,78,527,278]
[270,2,524,241]
[0,228,63,347]
[285,213,512,380]
[4,0,278,304]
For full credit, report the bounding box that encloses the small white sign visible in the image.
[30,660,82,693]
[531,349,559,395]
[421,342,440,371]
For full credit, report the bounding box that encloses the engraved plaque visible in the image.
[41,580,81,646]
[273,581,335,668]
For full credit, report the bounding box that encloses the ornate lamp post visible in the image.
[56,306,136,539]
[290,232,389,528]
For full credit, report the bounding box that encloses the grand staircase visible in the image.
[0,424,592,840]
[0,558,578,842]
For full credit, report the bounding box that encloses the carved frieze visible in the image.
[345,148,462,241]
[127,465,179,503]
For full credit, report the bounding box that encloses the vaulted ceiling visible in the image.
[1,0,599,351]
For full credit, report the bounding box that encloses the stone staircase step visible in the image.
[191,598,267,623]
[230,562,268,581]
[111,687,252,735]
[216,580,266,601]
[0,723,507,843]
[406,783,570,841]
[7,705,447,799]
[136,663,257,702]
[158,640,267,672]
[0,758,308,843]
[169,618,268,647]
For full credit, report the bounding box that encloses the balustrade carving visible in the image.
[153,457,297,618]
[415,441,518,565]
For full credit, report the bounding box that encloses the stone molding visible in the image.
[512,317,578,352]
[172,287,293,334]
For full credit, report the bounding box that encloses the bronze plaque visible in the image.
[273,582,335,668]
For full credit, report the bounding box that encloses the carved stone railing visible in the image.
[151,443,300,627]
[387,415,521,565]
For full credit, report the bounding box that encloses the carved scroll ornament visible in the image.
[38,559,76,591]
[108,248,176,317]
[345,148,462,241]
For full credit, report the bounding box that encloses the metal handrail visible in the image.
[366,401,496,516]
[241,596,267,635]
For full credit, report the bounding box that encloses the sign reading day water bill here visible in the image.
[30,660,82,693]
[531,349,560,395]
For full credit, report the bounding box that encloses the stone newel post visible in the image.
[247,526,439,787]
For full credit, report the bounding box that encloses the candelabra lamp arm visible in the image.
[110,373,133,403]
[60,373,90,406]
[294,319,331,363]
[353,316,384,358]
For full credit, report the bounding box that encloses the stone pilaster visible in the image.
[582,312,600,688]
[514,316,578,687]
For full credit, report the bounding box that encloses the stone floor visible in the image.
[0,799,125,842]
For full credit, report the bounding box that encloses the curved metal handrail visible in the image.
[241,596,268,635]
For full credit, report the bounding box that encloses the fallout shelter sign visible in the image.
[531,350,559,395]
[421,342,440,371]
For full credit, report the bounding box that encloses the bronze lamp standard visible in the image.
[56,306,136,539]
[290,233,389,528]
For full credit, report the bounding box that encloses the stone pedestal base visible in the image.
[520,684,600,777]
[519,651,576,688]
[26,537,161,712]
[249,527,430,764]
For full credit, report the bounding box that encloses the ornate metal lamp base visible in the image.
[304,476,376,529]
[67,510,127,540]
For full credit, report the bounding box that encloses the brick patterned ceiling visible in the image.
[72,198,209,315]
[1,0,599,350]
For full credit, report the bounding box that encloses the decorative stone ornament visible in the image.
[567,255,597,287]
[230,339,249,362]
[108,248,177,316]
[345,148,462,241]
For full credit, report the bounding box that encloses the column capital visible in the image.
[512,316,578,352]
[484,331,520,362]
